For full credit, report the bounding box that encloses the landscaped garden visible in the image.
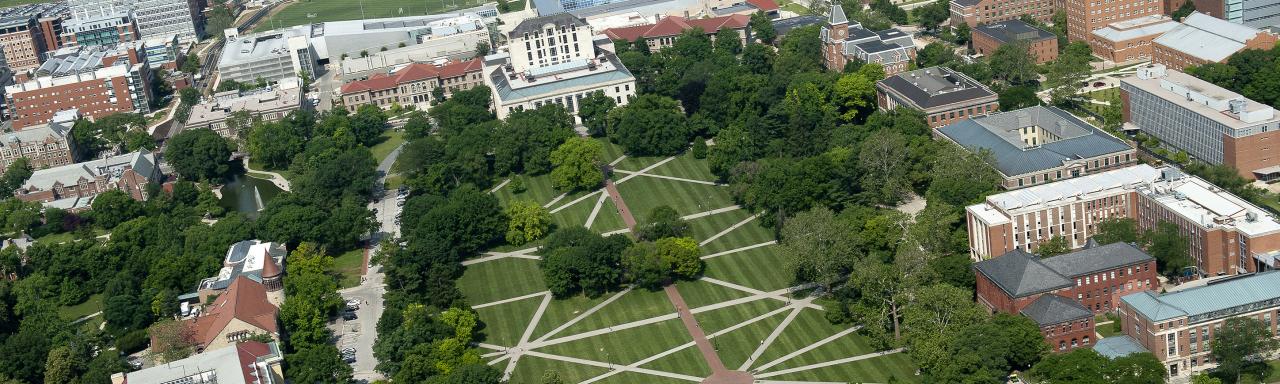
[462,151,921,383]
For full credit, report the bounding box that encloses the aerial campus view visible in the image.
[4,0,1280,381]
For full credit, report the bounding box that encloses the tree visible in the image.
[504,200,551,246]
[149,319,197,363]
[926,145,1002,207]
[285,345,354,383]
[1142,221,1190,277]
[916,42,956,68]
[538,228,631,297]
[990,42,1038,85]
[541,370,566,384]
[43,346,82,384]
[622,237,702,288]
[90,190,144,229]
[609,95,691,156]
[165,128,233,181]
[1094,218,1139,245]
[636,205,688,241]
[714,27,742,54]
[351,104,389,146]
[1037,236,1070,256]
[1210,317,1280,383]
[403,111,433,139]
[1191,373,1223,384]
[833,72,876,122]
[1108,353,1166,384]
[224,110,256,148]
[903,284,988,372]
[657,237,704,278]
[858,130,912,204]
[914,0,951,32]
[1029,348,1110,383]
[248,120,306,169]
[1,158,33,195]
[750,11,776,44]
[578,91,616,136]
[781,207,859,289]
[475,41,491,57]
[1172,0,1196,21]
[998,85,1040,109]
[549,137,603,191]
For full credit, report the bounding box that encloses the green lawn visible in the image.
[458,258,546,305]
[59,293,105,321]
[34,232,77,245]
[333,248,364,289]
[370,130,405,164]
[256,0,488,32]
[0,0,42,8]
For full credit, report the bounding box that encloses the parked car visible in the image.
[342,311,357,321]
[345,299,360,308]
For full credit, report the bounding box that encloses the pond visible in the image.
[219,173,285,215]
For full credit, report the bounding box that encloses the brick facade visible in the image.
[949,0,1055,29]
[1064,0,1164,42]
[971,21,1059,64]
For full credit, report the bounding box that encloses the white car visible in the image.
[345,299,360,308]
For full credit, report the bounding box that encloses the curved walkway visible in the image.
[241,158,292,191]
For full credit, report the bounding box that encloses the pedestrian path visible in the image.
[532,288,633,343]
[488,178,510,193]
[604,179,637,229]
[700,214,761,246]
[471,291,549,310]
[682,205,742,220]
[461,247,540,266]
[702,240,777,260]
[750,325,864,373]
[612,169,721,185]
[741,302,809,371]
[754,348,906,379]
[583,193,610,229]
[665,285,755,384]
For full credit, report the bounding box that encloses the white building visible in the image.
[483,13,636,121]
[68,0,201,43]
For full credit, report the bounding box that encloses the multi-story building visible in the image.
[1118,271,1280,378]
[1182,0,1280,28]
[341,59,483,112]
[60,11,137,47]
[0,14,50,74]
[602,14,751,51]
[936,105,1137,190]
[193,240,287,304]
[338,15,491,82]
[821,5,916,76]
[875,66,999,129]
[13,150,161,210]
[972,20,1058,64]
[5,43,151,130]
[110,341,284,384]
[1064,0,1164,42]
[1089,15,1178,63]
[975,242,1160,351]
[1120,64,1280,180]
[0,113,78,172]
[162,277,280,353]
[950,0,1055,28]
[139,35,181,69]
[966,164,1280,276]
[1151,12,1277,70]
[483,13,637,121]
[187,77,308,140]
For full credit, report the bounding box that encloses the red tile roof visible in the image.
[439,58,482,78]
[340,59,483,95]
[603,14,751,41]
[746,0,778,11]
[189,276,278,348]
[234,341,275,383]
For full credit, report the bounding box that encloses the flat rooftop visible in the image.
[1138,172,1280,236]
[1092,15,1177,42]
[219,27,307,67]
[981,164,1164,213]
[974,19,1056,44]
[877,66,995,109]
[486,50,635,103]
[1122,66,1279,129]
[186,81,304,127]
[1153,12,1267,62]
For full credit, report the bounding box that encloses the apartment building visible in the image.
[822,5,916,76]
[875,66,999,128]
[60,11,137,47]
[1089,15,1178,63]
[1151,12,1277,70]
[1118,272,1280,377]
[975,242,1160,351]
[949,0,1055,28]
[14,150,161,210]
[972,20,1059,64]
[340,59,483,112]
[0,15,50,74]
[966,164,1280,276]
[1064,0,1164,42]
[0,114,78,172]
[1120,64,1280,180]
[937,106,1138,190]
[601,14,751,52]
[187,77,308,140]
[5,44,151,130]
[484,13,637,121]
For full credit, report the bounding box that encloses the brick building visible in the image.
[602,14,751,52]
[1121,64,1280,181]
[13,150,161,211]
[966,164,1280,277]
[1088,15,1178,63]
[1174,0,1280,28]
[341,59,484,113]
[0,114,77,172]
[949,0,1055,29]
[1151,12,1277,70]
[1118,272,1280,377]
[4,44,151,130]
[936,106,1137,190]
[972,20,1058,64]
[1064,0,1163,42]
[974,242,1160,351]
[187,77,307,141]
[821,5,916,76]
[0,15,50,74]
[875,66,998,129]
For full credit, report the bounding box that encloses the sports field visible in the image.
[463,144,921,383]
[255,0,489,31]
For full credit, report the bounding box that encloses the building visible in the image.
[771,14,823,37]
[936,106,1137,190]
[1182,0,1280,28]
[1118,272,1280,377]
[0,14,50,74]
[340,59,483,112]
[1064,0,1164,42]
[218,28,314,86]
[1120,64,1280,180]
[60,11,137,47]
[187,77,307,140]
[1088,15,1178,63]
[0,114,77,172]
[338,18,491,82]
[975,242,1159,351]
[73,0,201,42]
[601,14,750,51]
[972,20,1058,64]
[5,43,151,130]
[965,164,1280,276]
[13,150,161,210]
[949,0,1055,29]
[483,13,637,121]
[139,34,181,69]
[875,66,998,128]
[195,240,286,304]
[162,277,280,353]
[1152,12,1277,70]
[821,5,916,75]
[110,341,284,384]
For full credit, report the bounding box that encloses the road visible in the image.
[336,139,406,382]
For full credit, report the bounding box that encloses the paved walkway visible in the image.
[604,179,637,229]
[242,157,292,191]
[461,247,541,266]
[666,285,754,384]
[702,241,777,260]
[681,205,742,220]
[754,348,906,379]
[488,178,511,193]
[584,193,610,229]
[612,169,721,185]
[700,214,761,246]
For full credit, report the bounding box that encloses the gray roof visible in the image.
[510,13,587,37]
[1039,242,1153,278]
[973,249,1073,297]
[1153,12,1266,62]
[1020,294,1092,325]
[1121,271,1280,323]
[22,150,158,191]
[974,20,1056,44]
[951,0,983,7]
[877,66,996,109]
[488,51,634,103]
[830,3,848,25]
[1093,335,1149,358]
[0,120,71,147]
[936,106,1133,177]
[772,15,822,36]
